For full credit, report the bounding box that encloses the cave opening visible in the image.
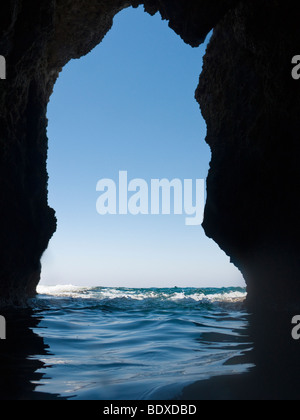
[40,6,244,290]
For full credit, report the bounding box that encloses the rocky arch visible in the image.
[1,0,300,309]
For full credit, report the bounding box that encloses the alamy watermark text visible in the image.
[0,316,6,340]
[0,55,6,79]
[96,171,205,226]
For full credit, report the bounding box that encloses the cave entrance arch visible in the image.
[41,6,243,290]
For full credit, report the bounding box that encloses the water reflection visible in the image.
[1,305,300,400]
[181,310,300,400]
[0,309,66,400]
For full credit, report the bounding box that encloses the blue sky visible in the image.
[41,6,245,288]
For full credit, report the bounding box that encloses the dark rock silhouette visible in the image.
[180,310,300,400]
[0,308,66,400]
[0,0,300,310]
[198,1,300,310]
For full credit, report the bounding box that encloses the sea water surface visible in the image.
[8,285,253,400]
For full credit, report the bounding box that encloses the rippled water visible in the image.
[17,286,252,400]
[3,285,300,400]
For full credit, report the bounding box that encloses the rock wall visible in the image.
[0,0,299,309]
[197,0,300,309]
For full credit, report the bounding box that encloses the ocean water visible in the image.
[2,285,300,400]
[12,285,252,400]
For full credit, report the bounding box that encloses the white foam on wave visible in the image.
[169,291,246,303]
[37,284,90,298]
[195,291,246,302]
[37,285,247,303]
